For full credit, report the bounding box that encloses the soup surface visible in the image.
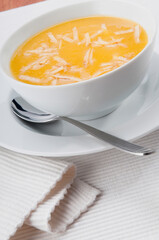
[10,16,148,86]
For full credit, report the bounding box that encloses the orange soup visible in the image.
[10,16,148,86]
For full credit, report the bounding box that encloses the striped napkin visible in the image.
[0,147,100,240]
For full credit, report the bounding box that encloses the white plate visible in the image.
[1,0,159,157]
[1,51,159,157]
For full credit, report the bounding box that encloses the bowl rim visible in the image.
[0,0,157,90]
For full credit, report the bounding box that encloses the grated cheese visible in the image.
[20,63,34,72]
[69,66,83,72]
[100,62,112,67]
[47,32,58,44]
[46,66,64,75]
[19,75,41,83]
[51,79,57,85]
[114,28,134,35]
[92,37,124,47]
[124,52,135,58]
[91,29,103,39]
[106,43,127,48]
[93,37,109,46]
[58,40,62,49]
[101,23,107,30]
[54,56,69,66]
[41,43,48,49]
[113,56,128,62]
[39,52,58,57]
[62,36,74,43]
[117,43,128,48]
[32,57,50,70]
[93,69,108,78]
[78,24,107,46]
[80,71,91,80]
[73,27,79,41]
[83,48,94,67]
[53,74,82,82]
[91,23,107,39]
[20,56,49,72]
[77,39,85,45]
[99,55,129,74]
[134,25,140,43]
[89,49,94,65]
[24,47,58,55]
[56,34,63,39]
[83,48,91,68]
[111,37,124,43]
[103,66,113,71]
[85,33,91,47]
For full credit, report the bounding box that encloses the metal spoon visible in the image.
[11,97,155,156]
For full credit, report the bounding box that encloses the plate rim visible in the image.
[1,0,159,157]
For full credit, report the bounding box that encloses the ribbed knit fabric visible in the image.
[0,148,100,240]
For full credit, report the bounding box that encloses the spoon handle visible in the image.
[61,117,155,156]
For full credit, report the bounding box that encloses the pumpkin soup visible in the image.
[10,16,148,86]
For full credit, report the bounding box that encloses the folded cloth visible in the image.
[0,147,100,240]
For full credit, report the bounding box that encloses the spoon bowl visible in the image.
[11,98,59,123]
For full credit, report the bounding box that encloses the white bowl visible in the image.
[0,0,156,120]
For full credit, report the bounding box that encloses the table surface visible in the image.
[1,0,159,240]
[0,0,44,12]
